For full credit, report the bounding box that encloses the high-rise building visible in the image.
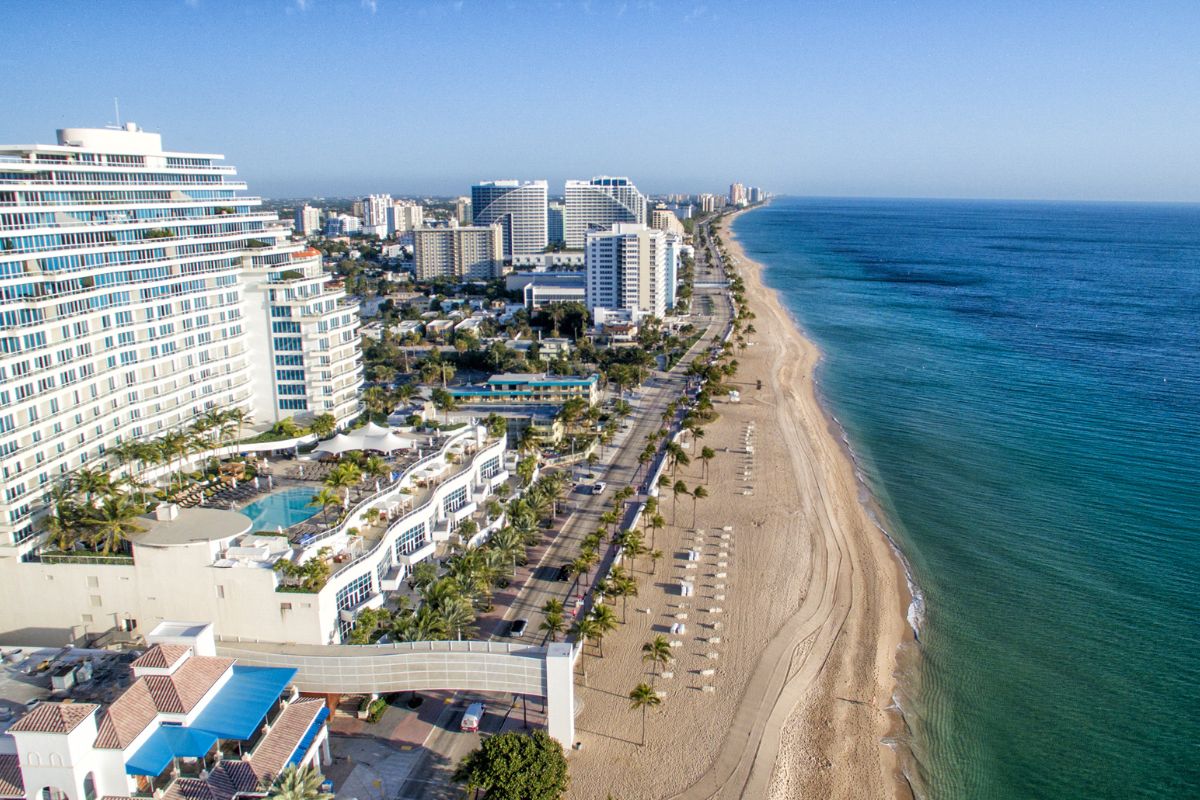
[413,225,505,280]
[323,213,361,236]
[387,201,423,235]
[584,223,667,319]
[454,196,473,225]
[699,193,720,213]
[361,193,391,236]
[563,176,647,249]
[664,233,684,310]
[748,186,764,203]
[294,204,321,236]
[729,182,747,206]
[547,201,565,246]
[650,203,686,236]
[0,124,361,548]
[471,179,548,258]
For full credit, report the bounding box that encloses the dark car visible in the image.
[556,564,572,581]
[508,618,529,637]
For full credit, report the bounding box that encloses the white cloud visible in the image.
[362,0,377,12]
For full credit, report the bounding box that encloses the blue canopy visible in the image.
[187,666,297,741]
[126,726,218,776]
[286,707,330,768]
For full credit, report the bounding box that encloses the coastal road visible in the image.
[401,269,733,789]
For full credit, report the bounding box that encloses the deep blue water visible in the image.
[733,198,1200,799]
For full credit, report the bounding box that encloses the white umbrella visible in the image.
[277,525,284,535]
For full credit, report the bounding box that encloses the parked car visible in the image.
[508,618,529,637]
[592,481,607,495]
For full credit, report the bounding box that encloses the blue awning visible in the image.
[187,666,296,741]
[286,707,330,768]
[126,726,218,776]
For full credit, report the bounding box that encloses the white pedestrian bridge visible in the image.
[216,639,577,745]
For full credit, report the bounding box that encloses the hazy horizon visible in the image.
[3,0,1198,202]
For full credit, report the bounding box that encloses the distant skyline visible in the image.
[3,0,1198,202]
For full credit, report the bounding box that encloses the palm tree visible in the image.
[430,387,457,422]
[671,480,690,526]
[83,494,145,555]
[539,611,566,642]
[699,446,716,482]
[309,488,342,524]
[691,485,708,528]
[72,466,112,506]
[361,455,390,487]
[648,548,664,576]
[628,682,661,746]
[265,764,332,800]
[570,616,601,678]
[588,604,618,655]
[641,635,673,681]
[226,407,250,443]
[309,413,337,438]
[272,416,301,438]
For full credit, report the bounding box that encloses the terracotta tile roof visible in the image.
[161,779,217,800]
[247,698,325,782]
[0,754,24,798]
[94,656,234,749]
[205,761,260,800]
[131,644,191,670]
[9,702,97,734]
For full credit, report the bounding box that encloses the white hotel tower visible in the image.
[563,176,647,249]
[0,124,361,547]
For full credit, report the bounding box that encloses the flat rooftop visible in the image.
[133,508,252,547]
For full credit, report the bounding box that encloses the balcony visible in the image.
[395,541,436,567]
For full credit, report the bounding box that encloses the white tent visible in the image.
[360,431,410,453]
[313,433,360,455]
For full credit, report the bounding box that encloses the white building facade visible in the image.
[0,125,361,548]
[470,180,548,258]
[584,223,667,319]
[563,176,647,249]
[293,205,321,236]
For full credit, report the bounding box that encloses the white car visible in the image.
[592,481,607,495]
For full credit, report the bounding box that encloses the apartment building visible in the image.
[387,201,423,235]
[650,203,685,236]
[293,204,321,236]
[361,194,391,237]
[584,222,667,319]
[563,176,647,249]
[0,124,361,548]
[449,373,600,407]
[412,224,504,281]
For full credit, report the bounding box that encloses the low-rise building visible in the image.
[449,373,600,407]
[505,271,587,310]
[0,622,329,800]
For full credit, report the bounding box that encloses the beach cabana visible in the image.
[313,433,359,456]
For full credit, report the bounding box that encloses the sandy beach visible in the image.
[566,207,911,800]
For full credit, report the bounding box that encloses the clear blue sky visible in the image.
[3,0,1198,201]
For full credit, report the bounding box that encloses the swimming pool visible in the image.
[240,487,320,532]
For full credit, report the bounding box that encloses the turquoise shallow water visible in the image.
[733,199,1200,799]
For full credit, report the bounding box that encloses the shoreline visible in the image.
[564,203,912,799]
[722,205,914,799]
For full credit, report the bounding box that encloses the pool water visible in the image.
[240,487,320,532]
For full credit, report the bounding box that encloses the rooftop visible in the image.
[130,645,190,671]
[133,508,252,547]
[8,702,97,734]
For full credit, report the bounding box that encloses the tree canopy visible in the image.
[453,729,568,800]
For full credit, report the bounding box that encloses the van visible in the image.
[460,702,484,732]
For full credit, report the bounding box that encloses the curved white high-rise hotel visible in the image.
[0,124,361,547]
[470,179,548,258]
[563,176,647,249]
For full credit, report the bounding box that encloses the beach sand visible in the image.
[565,208,911,800]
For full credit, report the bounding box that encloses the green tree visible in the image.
[265,764,333,800]
[454,729,569,800]
[699,446,716,482]
[672,480,691,526]
[83,494,145,555]
[628,682,661,747]
[641,635,673,681]
[309,413,337,438]
[309,488,342,523]
[691,485,708,528]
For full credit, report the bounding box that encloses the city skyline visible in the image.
[3,0,1198,202]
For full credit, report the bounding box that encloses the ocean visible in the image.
[732,198,1200,799]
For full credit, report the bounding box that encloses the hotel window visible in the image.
[443,486,468,515]
[480,456,501,480]
[395,522,428,557]
[336,572,373,611]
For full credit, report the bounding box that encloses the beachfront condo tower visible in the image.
[584,222,667,319]
[0,123,362,548]
[470,179,548,258]
[563,176,647,249]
